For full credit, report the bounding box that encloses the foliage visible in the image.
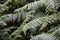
[0,0,60,40]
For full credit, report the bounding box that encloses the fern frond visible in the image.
[22,13,60,36]
[14,0,49,13]
[30,33,56,40]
